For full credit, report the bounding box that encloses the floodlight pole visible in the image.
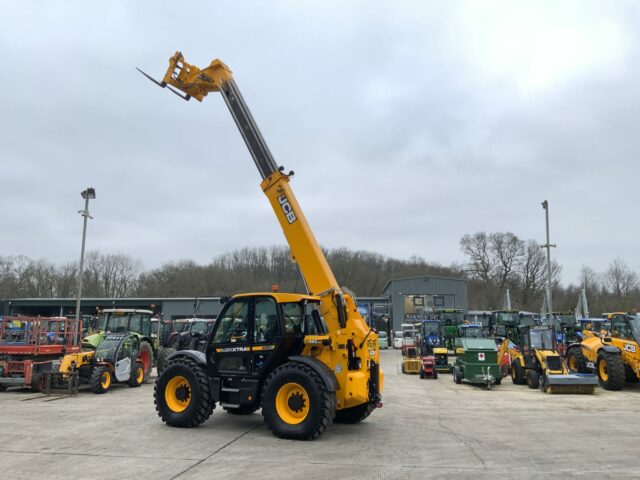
[75,188,95,346]
[541,200,556,321]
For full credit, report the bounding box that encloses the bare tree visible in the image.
[460,232,494,282]
[604,258,639,298]
[490,232,524,290]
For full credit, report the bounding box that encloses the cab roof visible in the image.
[232,292,321,303]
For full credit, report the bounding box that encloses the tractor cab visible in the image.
[94,333,141,383]
[418,320,449,375]
[609,314,640,343]
[192,293,326,412]
[577,318,610,339]
[433,308,465,351]
[458,323,484,339]
[491,310,522,344]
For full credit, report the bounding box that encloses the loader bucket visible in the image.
[543,373,597,394]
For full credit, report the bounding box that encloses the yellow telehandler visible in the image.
[138,53,383,440]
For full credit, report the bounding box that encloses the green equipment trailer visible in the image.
[452,338,502,389]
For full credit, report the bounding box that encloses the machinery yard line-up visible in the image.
[139,52,383,440]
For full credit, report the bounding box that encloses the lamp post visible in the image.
[75,187,95,345]
[541,200,556,321]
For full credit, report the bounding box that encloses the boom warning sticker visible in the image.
[478,352,485,361]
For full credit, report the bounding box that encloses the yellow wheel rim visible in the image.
[275,382,310,425]
[511,365,516,380]
[101,372,111,389]
[165,375,191,413]
[137,367,144,383]
[599,359,609,381]
[568,356,577,371]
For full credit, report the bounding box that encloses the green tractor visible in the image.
[84,309,157,381]
[433,308,465,352]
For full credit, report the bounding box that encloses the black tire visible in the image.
[334,402,375,424]
[494,376,502,386]
[453,366,462,384]
[262,362,336,440]
[154,357,215,428]
[30,373,44,392]
[139,341,154,383]
[433,371,438,380]
[0,384,7,392]
[419,369,425,379]
[511,360,526,385]
[224,405,259,415]
[90,367,112,394]
[597,352,625,391]
[566,348,588,373]
[157,347,177,375]
[128,362,144,388]
[526,370,540,389]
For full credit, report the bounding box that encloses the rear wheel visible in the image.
[334,402,375,424]
[154,357,215,428]
[90,367,112,394]
[625,365,639,383]
[419,369,425,379]
[128,362,144,388]
[0,384,7,392]
[597,352,625,391]
[157,347,177,374]
[511,361,526,385]
[526,370,540,389]
[262,362,335,440]
[567,348,587,373]
[139,341,154,382]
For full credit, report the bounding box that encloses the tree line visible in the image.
[1,232,639,314]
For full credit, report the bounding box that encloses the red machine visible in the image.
[0,316,82,391]
[420,355,438,379]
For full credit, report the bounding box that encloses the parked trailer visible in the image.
[0,316,82,391]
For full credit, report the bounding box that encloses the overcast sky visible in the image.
[1,1,639,285]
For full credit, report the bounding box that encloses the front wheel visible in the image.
[128,362,144,388]
[511,361,526,385]
[567,348,587,373]
[90,367,112,394]
[597,352,625,391]
[154,357,215,428]
[526,370,540,389]
[262,362,336,440]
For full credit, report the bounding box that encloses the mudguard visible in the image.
[599,345,621,355]
[288,355,339,392]
[167,349,207,366]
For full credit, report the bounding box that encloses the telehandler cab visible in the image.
[139,52,383,440]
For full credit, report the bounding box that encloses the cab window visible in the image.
[282,302,304,334]
[212,300,250,343]
[255,297,279,342]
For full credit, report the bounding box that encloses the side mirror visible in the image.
[220,296,230,304]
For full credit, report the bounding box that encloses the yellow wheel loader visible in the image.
[566,313,640,390]
[500,326,597,394]
[138,53,383,440]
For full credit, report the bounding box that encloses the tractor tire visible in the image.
[433,370,438,380]
[511,361,526,385]
[420,369,425,379]
[0,384,6,392]
[154,357,215,428]
[128,362,144,388]
[334,401,375,424]
[139,341,154,383]
[30,373,44,392]
[494,376,502,386]
[224,405,259,415]
[157,347,177,375]
[625,365,639,383]
[540,374,551,393]
[526,370,540,389]
[597,352,625,391]
[566,348,587,373]
[261,362,336,440]
[90,367,112,394]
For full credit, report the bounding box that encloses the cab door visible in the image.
[251,296,282,377]
[207,298,253,377]
[114,335,137,381]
